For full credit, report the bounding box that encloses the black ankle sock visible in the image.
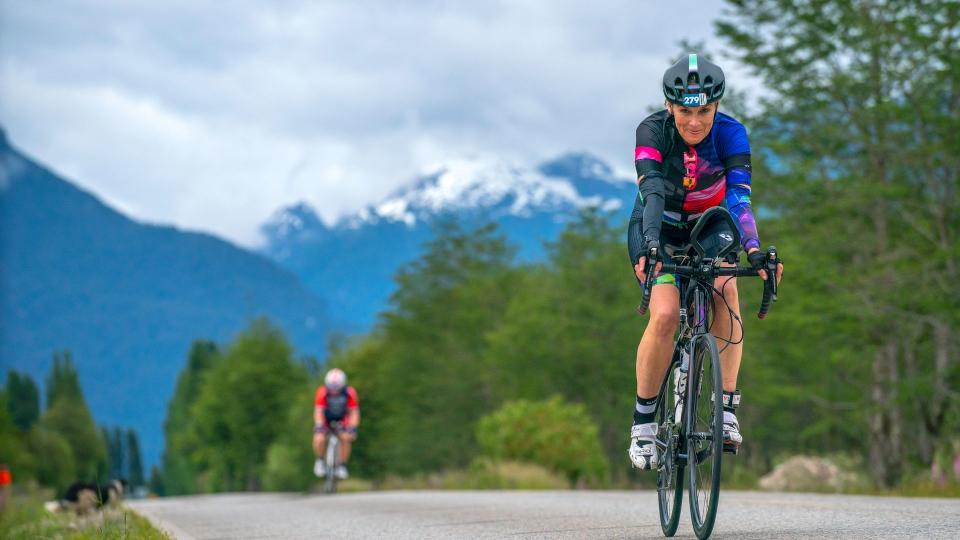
[633,395,657,425]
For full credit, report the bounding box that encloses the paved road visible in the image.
[131,490,960,539]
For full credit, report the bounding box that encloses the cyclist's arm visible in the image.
[627,194,646,265]
[314,386,327,426]
[634,122,667,258]
[719,122,760,252]
[345,388,360,428]
[724,158,760,253]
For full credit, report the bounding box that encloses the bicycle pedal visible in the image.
[722,444,739,455]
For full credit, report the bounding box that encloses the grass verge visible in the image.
[0,492,171,540]
[316,460,569,493]
[839,479,960,498]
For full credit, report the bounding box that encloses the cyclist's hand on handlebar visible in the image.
[635,242,663,283]
[747,248,783,285]
[634,257,663,282]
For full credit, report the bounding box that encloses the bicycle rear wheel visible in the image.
[656,364,685,537]
[686,334,723,539]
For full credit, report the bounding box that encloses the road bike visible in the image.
[323,421,344,494]
[637,207,780,539]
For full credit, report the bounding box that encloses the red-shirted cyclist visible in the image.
[313,368,360,480]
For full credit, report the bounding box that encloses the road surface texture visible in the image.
[131,490,960,539]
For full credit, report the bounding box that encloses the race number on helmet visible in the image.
[662,53,725,107]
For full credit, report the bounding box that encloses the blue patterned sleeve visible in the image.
[718,118,760,252]
[724,167,760,252]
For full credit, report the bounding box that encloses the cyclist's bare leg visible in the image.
[312,432,327,458]
[636,283,681,397]
[711,271,742,392]
[339,433,355,463]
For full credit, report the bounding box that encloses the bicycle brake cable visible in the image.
[710,276,744,351]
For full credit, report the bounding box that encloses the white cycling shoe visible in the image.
[723,411,743,453]
[628,422,659,470]
[313,459,327,478]
[334,465,349,480]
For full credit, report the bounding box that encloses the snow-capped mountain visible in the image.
[260,152,635,328]
[357,157,619,226]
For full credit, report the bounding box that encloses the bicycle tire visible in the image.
[324,437,339,494]
[656,363,685,537]
[686,334,723,539]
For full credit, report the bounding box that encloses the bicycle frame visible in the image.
[657,268,714,473]
[323,422,343,494]
[326,433,340,469]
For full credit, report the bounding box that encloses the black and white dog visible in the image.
[45,479,128,515]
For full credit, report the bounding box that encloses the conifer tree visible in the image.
[41,351,106,481]
[5,371,39,431]
[126,428,144,488]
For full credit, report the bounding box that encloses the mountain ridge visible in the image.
[0,128,332,467]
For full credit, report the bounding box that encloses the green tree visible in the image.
[27,426,75,489]
[262,387,316,492]
[148,466,165,496]
[484,210,641,475]
[45,351,83,407]
[6,371,40,431]
[161,340,220,495]
[102,426,125,480]
[126,428,144,488]
[718,0,960,486]
[476,396,609,485]
[187,320,307,491]
[40,352,106,481]
[0,388,35,484]
[336,219,519,476]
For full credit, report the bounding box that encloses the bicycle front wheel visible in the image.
[686,334,723,539]
[324,438,339,494]
[656,363,684,536]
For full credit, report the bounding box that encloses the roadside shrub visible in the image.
[26,427,75,490]
[262,441,313,492]
[465,459,568,489]
[475,396,608,486]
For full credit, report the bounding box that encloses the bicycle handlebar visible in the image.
[640,246,781,319]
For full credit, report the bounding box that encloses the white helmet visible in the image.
[324,368,347,390]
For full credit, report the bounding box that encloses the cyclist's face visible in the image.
[668,101,718,145]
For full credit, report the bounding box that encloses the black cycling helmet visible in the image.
[662,53,725,107]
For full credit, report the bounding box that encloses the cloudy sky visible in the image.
[1,1,746,247]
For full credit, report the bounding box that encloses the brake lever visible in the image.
[765,245,779,301]
[637,246,659,315]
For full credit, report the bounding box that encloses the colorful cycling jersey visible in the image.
[315,386,359,422]
[632,109,759,256]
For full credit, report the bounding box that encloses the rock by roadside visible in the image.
[759,455,859,492]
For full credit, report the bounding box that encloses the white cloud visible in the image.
[0,0,744,246]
